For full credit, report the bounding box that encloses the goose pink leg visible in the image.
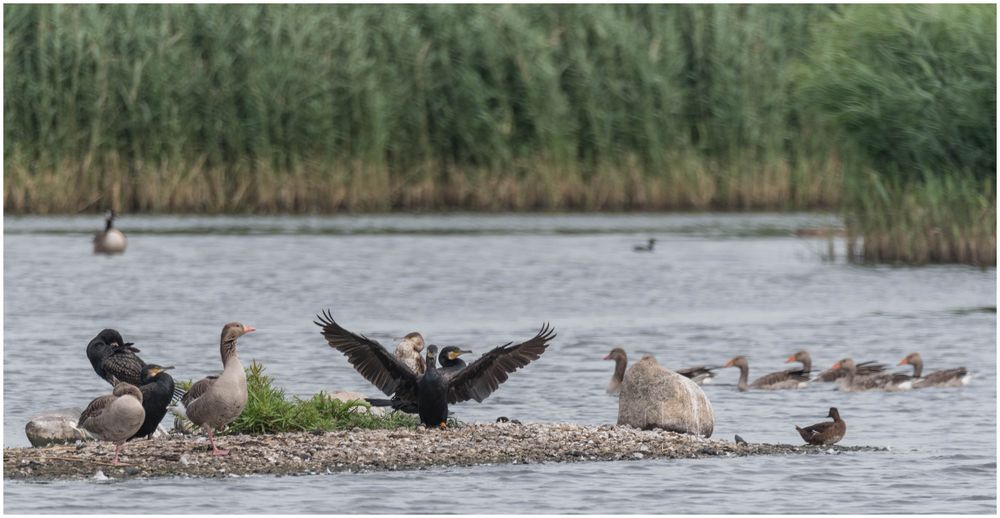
[207,428,229,456]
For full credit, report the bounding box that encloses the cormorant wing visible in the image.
[78,394,116,427]
[101,347,146,386]
[314,310,418,400]
[447,323,555,404]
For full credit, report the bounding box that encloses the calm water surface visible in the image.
[4,214,996,513]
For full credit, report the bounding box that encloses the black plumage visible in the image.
[130,364,176,440]
[87,329,144,385]
[315,310,555,427]
[366,346,471,414]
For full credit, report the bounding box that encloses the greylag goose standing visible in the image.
[131,364,175,440]
[394,332,426,375]
[898,352,970,388]
[315,310,554,428]
[182,322,255,455]
[77,383,145,465]
[94,209,127,255]
[605,347,716,393]
[724,356,809,391]
[832,358,911,392]
[795,407,846,446]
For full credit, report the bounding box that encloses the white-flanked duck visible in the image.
[795,407,846,446]
[77,383,145,465]
[831,358,911,392]
[898,352,970,388]
[316,310,554,428]
[604,348,717,394]
[182,322,255,456]
[94,209,127,254]
[723,355,809,391]
[394,332,426,375]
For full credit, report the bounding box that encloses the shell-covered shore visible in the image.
[4,423,884,481]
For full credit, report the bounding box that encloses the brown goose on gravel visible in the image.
[898,352,970,388]
[604,348,717,394]
[795,407,846,446]
[723,356,809,391]
[182,322,255,456]
[394,332,426,375]
[831,358,911,392]
[813,359,887,382]
[93,209,127,255]
[77,383,145,465]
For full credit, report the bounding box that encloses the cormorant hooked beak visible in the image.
[448,349,472,360]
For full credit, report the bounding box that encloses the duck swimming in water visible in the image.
[795,407,846,446]
[898,352,970,388]
[633,238,656,252]
[315,310,555,428]
[94,209,127,255]
[723,355,809,391]
[831,358,911,392]
[813,358,887,382]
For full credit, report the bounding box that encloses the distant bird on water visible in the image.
[723,355,809,391]
[94,209,127,255]
[182,322,255,456]
[633,238,656,252]
[315,310,555,428]
[604,347,717,394]
[898,352,970,388]
[77,383,145,465]
[795,407,846,446]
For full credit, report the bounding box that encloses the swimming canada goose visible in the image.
[181,322,255,456]
[77,383,145,465]
[94,209,127,254]
[315,311,554,428]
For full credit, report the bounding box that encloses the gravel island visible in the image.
[4,423,885,481]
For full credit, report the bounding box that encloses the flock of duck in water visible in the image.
[79,211,971,465]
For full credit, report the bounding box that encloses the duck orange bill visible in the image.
[784,355,796,363]
[243,325,256,333]
[897,358,908,366]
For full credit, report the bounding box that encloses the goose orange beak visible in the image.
[603,354,611,360]
[243,325,256,334]
[897,358,908,366]
[831,361,842,370]
[784,355,796,363]
[723,359,734,368]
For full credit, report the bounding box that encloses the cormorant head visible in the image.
[439,346,472,367]
[96,328,132,349]
[603,347,627,362]
[141,364,174,384]
[425,344,439,364]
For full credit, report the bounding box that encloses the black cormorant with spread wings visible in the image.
[315,311,555,428]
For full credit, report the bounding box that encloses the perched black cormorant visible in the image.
[315,310,555,428]
[366,345,472,413]
[130,364,176,440]
[87,329,144,386]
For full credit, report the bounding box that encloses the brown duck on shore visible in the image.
[394,332,426,375]
[77,383,145,465]
[795,407,846,446]
[182,322,255,456]
[723,355,809,391]
[93,209,127,255]
[831,358,911,392]
[604,347,717,394]
[898,352,970,388]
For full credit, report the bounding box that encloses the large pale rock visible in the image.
[25,407,94,447]
[617,356,715,437]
